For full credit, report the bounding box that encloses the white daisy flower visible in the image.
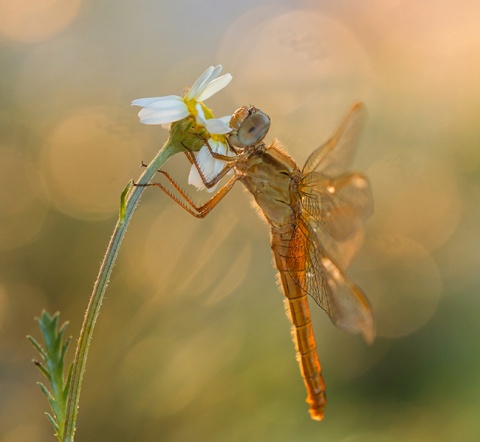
[132,65,232,127]
[132,65,235,193]
[183,102,234,192]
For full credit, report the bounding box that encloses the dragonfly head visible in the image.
[228,105,271,149]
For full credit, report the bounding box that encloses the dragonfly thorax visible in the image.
[238,141,300,228]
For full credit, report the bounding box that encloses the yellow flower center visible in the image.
[183,98,226,142]
[211,133,227,143]
[184,99,215,120]
[185,98,198,117]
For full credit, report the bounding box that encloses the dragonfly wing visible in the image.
[302,102,366,176]
[307,220,367,270]
[301,171,373,242]
[297,219,375,344]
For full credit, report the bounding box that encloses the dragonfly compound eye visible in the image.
[229,107,271,148]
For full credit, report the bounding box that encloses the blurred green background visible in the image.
[1,0,480,441]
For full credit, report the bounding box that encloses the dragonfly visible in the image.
[141,102,374,421]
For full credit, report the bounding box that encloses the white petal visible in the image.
[206,65,223,88]
[140,97,186,111]
[187,142,221,192]
[138,104,189,125]
[197,144,216,176]
[211,65,223,79]
[132,95,182,107]
[196,140,234,192]
[195,103,207,126]
[188,164,205,190]
[136,98,188,124]
[187,146,212,190]
[196,73,232,101]
[211,138,236,158]
[186,66,215,100]
[205,115,232,134]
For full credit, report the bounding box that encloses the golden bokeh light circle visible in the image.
[0,145,49,251]
[41,106,145,220]
[367,234,442,339]
[0,0,83,43]
[368,152,462,252]
[218,8,373,127]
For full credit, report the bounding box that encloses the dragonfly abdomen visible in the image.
[271,228,327,420]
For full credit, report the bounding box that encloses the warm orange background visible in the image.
[1,1,479,441]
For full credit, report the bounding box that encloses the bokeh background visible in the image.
[1,0,480,441]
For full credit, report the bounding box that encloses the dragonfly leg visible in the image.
[193,135,239,161]
[226,137,241,155]
[181,137,240,191]
[183,148,238,190]
[134,170,240,219]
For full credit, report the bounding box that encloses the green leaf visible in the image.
[33,360,51,380]
[119,180,133,222]
[29,310,72,440]
[46,413,60,434]
[38,382,54,401]
[27,336,47,360]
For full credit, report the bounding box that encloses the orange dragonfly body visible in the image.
[147,103,374,420]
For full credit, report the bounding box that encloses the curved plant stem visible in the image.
[62,133,183,442]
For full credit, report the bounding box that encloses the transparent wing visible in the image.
[302,102,366,176]
[294,219,375,343]
[300,171,373,243]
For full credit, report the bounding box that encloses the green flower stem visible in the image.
[63,118,205,442]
